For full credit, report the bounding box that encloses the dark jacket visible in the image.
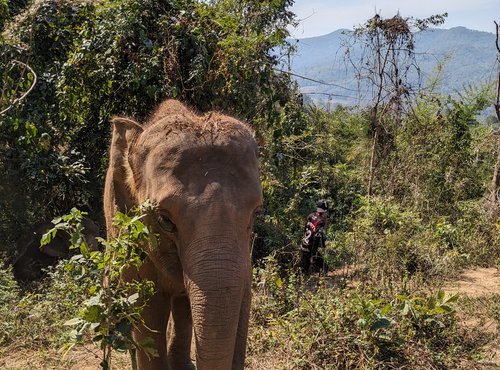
[300,211,326,255]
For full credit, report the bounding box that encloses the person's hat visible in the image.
[316,199,328,213]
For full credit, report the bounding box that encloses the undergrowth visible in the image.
[247,254,498,369]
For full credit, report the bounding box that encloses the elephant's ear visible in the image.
[104,117,143,232]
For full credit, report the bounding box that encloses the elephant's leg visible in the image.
[232,289,251,370]
[133,289,170,370]
[167,295,195,370]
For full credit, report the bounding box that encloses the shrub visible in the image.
[248,261,470,369]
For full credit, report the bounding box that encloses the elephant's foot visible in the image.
[168,357,195,370]
[135,356,169,370]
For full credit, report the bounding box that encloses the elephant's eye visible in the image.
[248,205,263,230]
[253,205,263,218]
[158,212,177,234]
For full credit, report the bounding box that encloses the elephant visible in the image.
[12,218,100,282]
[104,99,263,370]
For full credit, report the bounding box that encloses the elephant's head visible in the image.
[104,100,262,369]
[13,218,100,282]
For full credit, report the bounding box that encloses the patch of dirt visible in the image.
[443,268,500,297]
[0,345,131,370]
[246,352,289,370]
[443,267,500,366]
[65,345,132,370]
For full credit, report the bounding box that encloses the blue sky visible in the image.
[290,0,498,38]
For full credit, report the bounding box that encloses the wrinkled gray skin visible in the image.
[13,218,99,281]
[104,100,263,370]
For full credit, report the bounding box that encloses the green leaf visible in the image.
[83,305,103,323]
[438,304,453,313]
[370,317,392,331]
[275,277,283,289]
[52,216,63,224]
[65,317,84,326]
[127,292,139,305]
[444,294,459,304]
[381,303,392,316]
[171,86,179,98]
[40,229,56,246]
[437,290,445,301]
[79,241,89,255]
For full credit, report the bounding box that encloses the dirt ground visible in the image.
[443,267,500,297]
[442,267,500,366]
[1,267,499,370]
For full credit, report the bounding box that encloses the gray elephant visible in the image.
[104,99,263,370]
[12,218,99,281]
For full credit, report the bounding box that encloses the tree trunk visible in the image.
[490,136,500,203]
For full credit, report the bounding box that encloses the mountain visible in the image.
[287,27,497,106]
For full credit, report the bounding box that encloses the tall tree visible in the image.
[488,21,500,206]
[345,13,447,195]
[0,0,297,253]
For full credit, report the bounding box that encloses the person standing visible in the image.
[300,199,329,274]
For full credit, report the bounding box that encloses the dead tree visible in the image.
[345,13,447,196]
[489,21,500,205]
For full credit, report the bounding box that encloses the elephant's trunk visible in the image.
[181,235,251,370]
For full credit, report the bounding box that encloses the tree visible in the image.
[489,21,500,206]
[345,13,447,196]
[0,0,298,255]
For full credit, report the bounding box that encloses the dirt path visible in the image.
[443,267,500,297]
[443,267,500,367]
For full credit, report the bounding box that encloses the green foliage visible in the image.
[41,202,157,368]
[346,197,444,289]
[394,291,459,334]
[0,0,297,257]
[387,85,494,215]
[249,264,471,369]
[0,202,160,368]
[0,264,20,345]
[0,0,8,31]
[255,104,366,260]
[0,260,91,350]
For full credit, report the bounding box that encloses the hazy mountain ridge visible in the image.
[288,27,497,106]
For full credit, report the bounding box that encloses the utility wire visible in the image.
[274,68,358,92]
[301,92,358,100]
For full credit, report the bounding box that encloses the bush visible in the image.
[0,261,88,349]
[344,197,457,290]
[248,262,476,370]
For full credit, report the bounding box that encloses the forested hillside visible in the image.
[290,26,497,107]
[1,1,499,369]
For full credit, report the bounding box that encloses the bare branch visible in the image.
[0,60,38,117]
[495,21,500,53]
[494,21,500,122]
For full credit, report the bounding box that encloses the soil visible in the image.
[442,267,500,366]
[1,267,499,369]
[443,267,500,297]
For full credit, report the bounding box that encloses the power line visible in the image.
[301,92,358,100]
[274,68,358,92]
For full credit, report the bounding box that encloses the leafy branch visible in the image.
[41,202,158,370]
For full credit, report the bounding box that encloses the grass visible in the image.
[0,251,498,369]
[246,255,500,369]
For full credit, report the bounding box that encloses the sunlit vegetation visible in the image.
[1,1,498,369]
